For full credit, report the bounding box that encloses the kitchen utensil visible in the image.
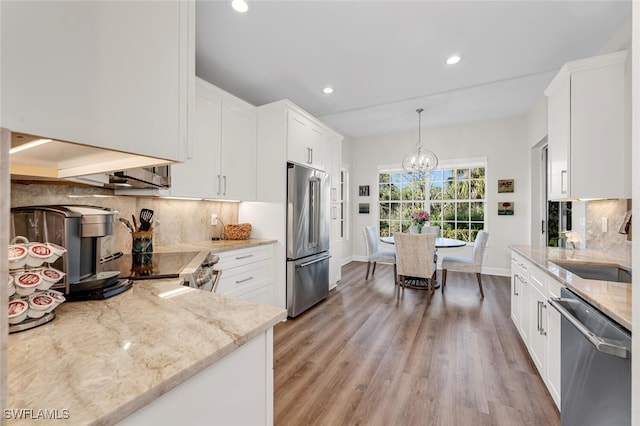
[132,214,138,232]
[139,209,154,231]
[118,218,134,232]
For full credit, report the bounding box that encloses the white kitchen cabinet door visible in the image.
[546,278,562,409]
[168,91,221,199]
[545,50,630,200]
[528,284,548,375]
[287,109,325,171]
[2,0,193,162]
[170,78,256,200]
[546,75,571,201]
[220,96,257,200]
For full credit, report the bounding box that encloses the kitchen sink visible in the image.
[551,261,631,284]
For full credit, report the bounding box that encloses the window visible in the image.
[339,168,349,240]
[378,164,486,242]
[378,170,427,237]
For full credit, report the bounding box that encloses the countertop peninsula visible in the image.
[509,245,631,330]
[7,278,287,425]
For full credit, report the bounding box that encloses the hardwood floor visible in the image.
[274,262,560,426]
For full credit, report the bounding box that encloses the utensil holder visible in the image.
[131,231,153,254]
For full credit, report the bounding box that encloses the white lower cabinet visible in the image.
[118,329,274,425]
[215,245,274,305]
[510,250,561,410]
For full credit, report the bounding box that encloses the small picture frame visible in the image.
[359,203,370,214]
[498,179,515,193]
[359,185,370,197]
[498,202,514,216]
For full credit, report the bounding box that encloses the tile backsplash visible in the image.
[10,183,239,256]
[584,198,631,261]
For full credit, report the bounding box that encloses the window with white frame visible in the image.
[378,162,486,242]
[340,168,349,240]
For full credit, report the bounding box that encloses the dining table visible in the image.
[380,235,467,289]
[380,236,467,248]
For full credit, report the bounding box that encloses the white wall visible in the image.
[349,116,530,276]
[631,3,639,425]
[526,95,548,246]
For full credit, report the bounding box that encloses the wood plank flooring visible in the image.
[274,261,560,426]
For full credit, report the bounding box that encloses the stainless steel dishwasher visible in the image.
[549,288,631,426]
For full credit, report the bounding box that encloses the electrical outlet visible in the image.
[210,213,218,226]
[601,217,608,233]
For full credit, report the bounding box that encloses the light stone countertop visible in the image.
[509,245,631,330]
[153,238,277,254]
[7,279,287,425]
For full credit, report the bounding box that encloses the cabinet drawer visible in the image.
[529,265,547,294]
[215,245,272,270]
[547,277,563,298]
[217,259,272,297]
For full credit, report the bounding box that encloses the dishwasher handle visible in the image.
[549,297,630,359]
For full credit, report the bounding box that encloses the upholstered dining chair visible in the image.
[393,232,437,293]
[441,230,489,298]
[421,225,440,263]
[363,226,397,283]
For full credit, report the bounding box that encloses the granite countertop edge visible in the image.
[509,245,631,331]
[7,278,287,425]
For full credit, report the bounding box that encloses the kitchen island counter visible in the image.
[7,279,287,424]
[509,245,631,330]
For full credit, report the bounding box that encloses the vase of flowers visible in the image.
[410,210,430,234]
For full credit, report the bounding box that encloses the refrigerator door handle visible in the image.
[549,297,630,359]
[309,177,321,248]
[297,254,331,268]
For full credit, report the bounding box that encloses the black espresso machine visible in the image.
[10,205,132,300]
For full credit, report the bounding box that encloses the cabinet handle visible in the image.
[307,147,313,164]
[235,254,254,260]
[561,170,567,194]
[223,175,227,196]
[540,303,547,336]
[513,274,519,296]
[235,276,254,284]
[217,175,222,195]
[537,301,542,332]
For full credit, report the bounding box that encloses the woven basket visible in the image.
[224,223,252,240]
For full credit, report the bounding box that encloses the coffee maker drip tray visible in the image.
[65,278,132,301]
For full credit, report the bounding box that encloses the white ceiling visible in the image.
[196,0,631,139]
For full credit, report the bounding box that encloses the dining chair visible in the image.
[440,230,489,298]
[393,232,437,293]
[421,225,440,263]
[363,226,397,283]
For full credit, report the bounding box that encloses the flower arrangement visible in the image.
[561,230,581,249]
[412,210,430,227]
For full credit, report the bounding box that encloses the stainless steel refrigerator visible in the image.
[286,162,331,317]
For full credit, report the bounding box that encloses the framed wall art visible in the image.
[359,185,370,197]
[498,179,515,193]
[498,202,514,216]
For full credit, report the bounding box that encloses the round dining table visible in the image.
[379,235,467,290]
[380,236,467,248]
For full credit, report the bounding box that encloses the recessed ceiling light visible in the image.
[446,55,462,65]
[323,87,334,94]
[231,0,249,13]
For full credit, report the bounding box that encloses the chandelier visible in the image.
[402,108,438,174]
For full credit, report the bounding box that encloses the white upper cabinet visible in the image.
[1,0,194,162]
[287,109,326,171]
[169,78,256,200]
[220,95,257,201]
[168,88,221,199]
[544,50,630,200]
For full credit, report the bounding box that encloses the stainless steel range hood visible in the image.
[9,132,174,181]
[105,166,171,189]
